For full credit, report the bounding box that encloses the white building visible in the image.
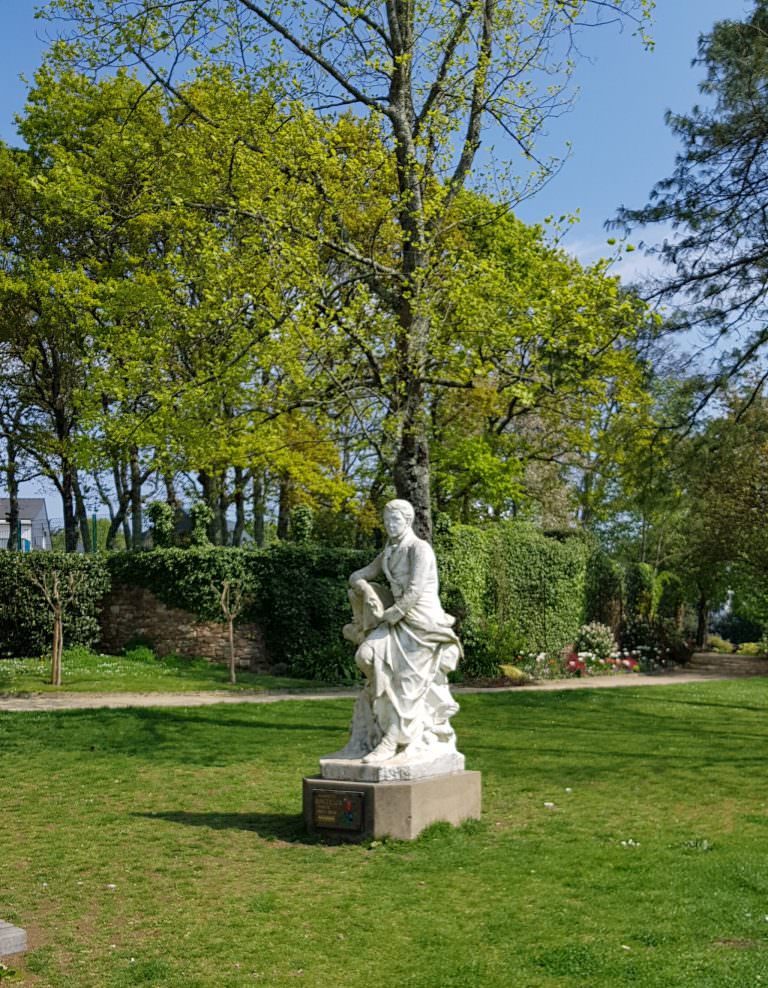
[0,498,53,551]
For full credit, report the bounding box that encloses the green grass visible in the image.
[0,647,334,694]
[1,679,768,987]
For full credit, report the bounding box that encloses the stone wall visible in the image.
[99,585,269,671]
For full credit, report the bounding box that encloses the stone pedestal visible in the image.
[0,921,27,957]
[303,770,481,841]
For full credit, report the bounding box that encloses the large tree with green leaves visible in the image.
[44,0,653,539]
[617,0,768,406]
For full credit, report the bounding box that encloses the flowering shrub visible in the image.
[574,622,617,661]
[511,647,639,680]
[564,649,640,677]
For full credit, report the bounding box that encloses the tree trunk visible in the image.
[129,446,143,550]
[390,100,433,540]
[163,472,181,511]
[104,458,131,550]
[5,438,20,550]
[252,473,265,547]
[277,477,291,540]
[218,476,229,546]
[393,415,432,542]
[61,460,78,552]
[232,467,246,547]
[228,617,236,685]
[696,590,708,648]
[51,606,63,686]
[198,470,222,544]
[73,473,91,553]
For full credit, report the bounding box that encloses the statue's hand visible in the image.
[381,606,401,625]
[367,595,384,620]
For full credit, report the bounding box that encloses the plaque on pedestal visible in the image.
[303,771,481,842]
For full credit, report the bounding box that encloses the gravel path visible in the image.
[0,668,750,712]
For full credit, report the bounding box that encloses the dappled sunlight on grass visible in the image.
[0,680,766,986]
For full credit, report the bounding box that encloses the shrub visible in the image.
[655,571,685,623]
[573,622,617,661]
[102,524,596,682]
[625,562,655,622]
[584,551,623,632]
[707,634,735,654]
[146,502,175,548]
[621,616,693,669]
[106,544,368,680]
[0,552,110,658]
[437,522,592,678]
[736,641,764,656]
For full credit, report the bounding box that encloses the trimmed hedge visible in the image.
[0,552,110,657]
[107,547,258,622]
[436,523,593,678]
[105,544,369,679]
[2,524,597,678]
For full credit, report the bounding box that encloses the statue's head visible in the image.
[383,499,415,540]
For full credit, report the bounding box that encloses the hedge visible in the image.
[105,544,369,679]
[104,528,594,679]
[436,523,593,678]
[0,552,111,657]
[1,524,598,678]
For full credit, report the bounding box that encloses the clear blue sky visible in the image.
[1,0,746,511]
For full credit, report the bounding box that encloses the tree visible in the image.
[213,577,252,684]
[1,68,354,546]
[29,566,89,685]
[616,1,768,404]
[45,0,652,540]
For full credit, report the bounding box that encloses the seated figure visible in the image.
[339,499,462,764]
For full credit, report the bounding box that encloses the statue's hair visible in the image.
[383,499,415,524]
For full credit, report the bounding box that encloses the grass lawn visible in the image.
[1,679,768,987]
[0,648,330,694]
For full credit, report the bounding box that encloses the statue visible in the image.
[327,499,464,776]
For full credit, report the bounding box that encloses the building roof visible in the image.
[0,498,51,523]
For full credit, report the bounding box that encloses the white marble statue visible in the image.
[322,499,465,782]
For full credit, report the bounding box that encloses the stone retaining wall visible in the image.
[99,585,269,671]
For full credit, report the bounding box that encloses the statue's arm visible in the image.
[349,553,384,587]
[382,541,431,623]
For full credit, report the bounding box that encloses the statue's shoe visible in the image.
[361,737,398,763]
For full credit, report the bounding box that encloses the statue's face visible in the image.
[384,508,410,540]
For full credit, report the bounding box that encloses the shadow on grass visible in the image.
[134,810,313,843]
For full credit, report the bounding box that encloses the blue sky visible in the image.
[1,0,746,511]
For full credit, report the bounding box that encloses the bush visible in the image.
[656,571,685,622]
[736,641,764,656]
[574,622,617,661]
[584,551,623,632]
[710,610,763,646]
[625,562,655,622]
[437,522,592,679]
[106,543,368,680]
[0,552,110,658]
[108,547,257,621]
[621,616,693,669]
[707,634,735,654]
[251,543,367,675]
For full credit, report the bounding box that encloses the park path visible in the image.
[0,668,754,713]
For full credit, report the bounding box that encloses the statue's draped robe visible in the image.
[350,530,462,748]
